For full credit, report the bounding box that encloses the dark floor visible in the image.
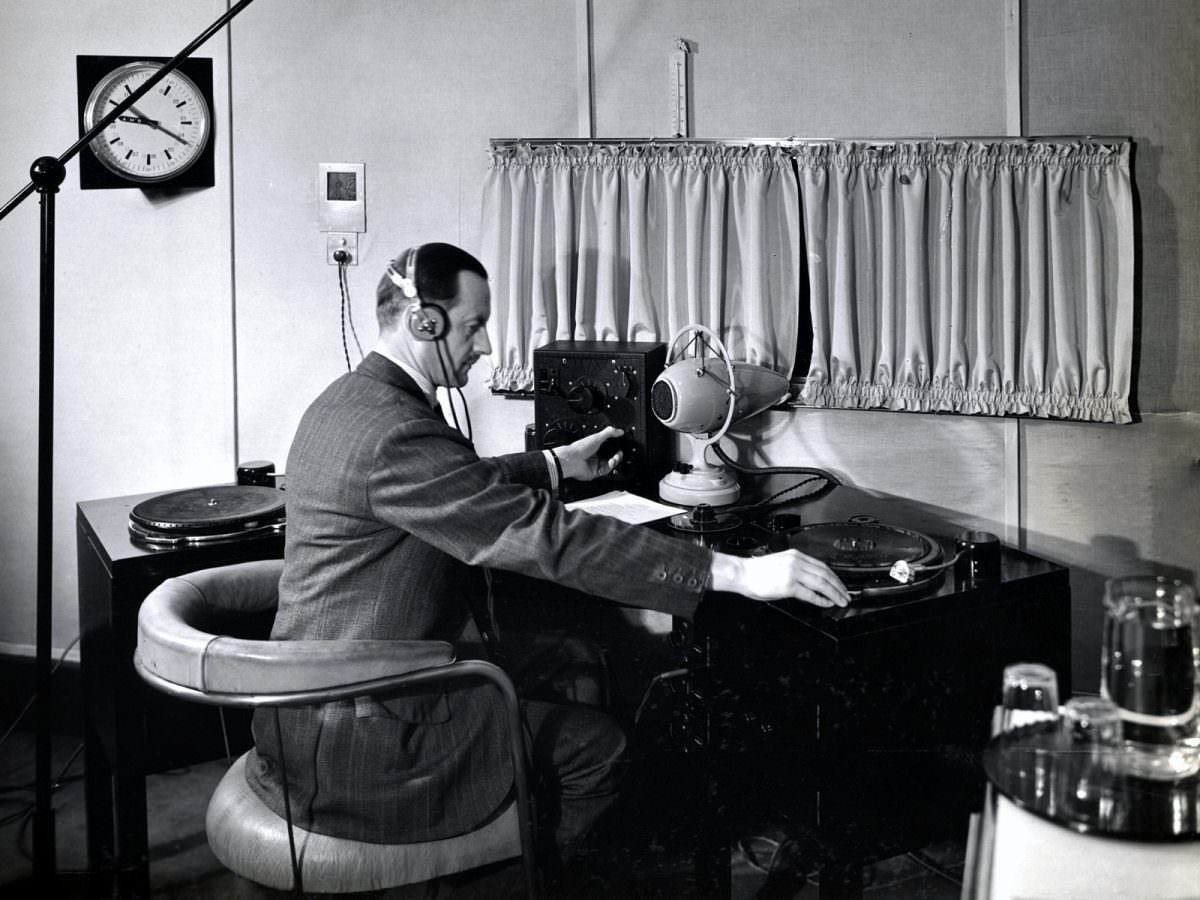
[0,725,966,899]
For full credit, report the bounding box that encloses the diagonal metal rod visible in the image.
[0,0,256,223]
[1,1,261,892]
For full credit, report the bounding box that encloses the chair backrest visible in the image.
[135,559,455,701]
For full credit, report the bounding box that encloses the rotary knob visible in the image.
[566,382,604,413]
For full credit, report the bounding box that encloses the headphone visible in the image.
[386,245,449,342]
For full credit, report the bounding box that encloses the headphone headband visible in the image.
[388,244,448,342]
[386,246,420,299]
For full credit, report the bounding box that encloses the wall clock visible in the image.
[76,55,216,190]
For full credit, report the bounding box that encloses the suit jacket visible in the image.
[245,352,712,843]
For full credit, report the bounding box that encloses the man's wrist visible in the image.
[545,448,565,491]
[709,552,744,594]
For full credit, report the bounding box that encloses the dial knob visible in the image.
[566,383,604,413]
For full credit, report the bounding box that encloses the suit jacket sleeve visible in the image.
[366,417,711,620]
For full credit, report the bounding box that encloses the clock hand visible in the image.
[127,104,159,126]
[144,120,190,145]
[125,105,190,145]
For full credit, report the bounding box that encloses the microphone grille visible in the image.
[650,379,676,424]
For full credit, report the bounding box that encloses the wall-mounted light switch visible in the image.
[318,163,365,232]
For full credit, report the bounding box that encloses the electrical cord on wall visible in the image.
[335,252,364,372]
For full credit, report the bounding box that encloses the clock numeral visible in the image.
[175,100,186,108]
[124,150,135,161]
[164,149,173,160]
[124,84,133,95]
[180,121,193,126]
[162,84,172,96]
[146,154,155,165]
[109,137,121,145]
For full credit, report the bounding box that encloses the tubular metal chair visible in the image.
[133,559,538,897]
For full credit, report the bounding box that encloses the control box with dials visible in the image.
[533,340,670,499]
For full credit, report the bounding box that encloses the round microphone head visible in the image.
[651,358,792,435]
[651,359,732,434]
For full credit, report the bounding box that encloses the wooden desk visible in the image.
[496,484,1072,898]
[679,486,1072,898]
[76,491,283,899]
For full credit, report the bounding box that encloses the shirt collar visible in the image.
[372,343,439,409]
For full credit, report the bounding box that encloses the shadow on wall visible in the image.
[1128,140,1183,417]
[1060,535,1195,694]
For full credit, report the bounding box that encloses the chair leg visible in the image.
[273,708,304,895]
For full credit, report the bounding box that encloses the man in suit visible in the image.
[245,242,848,875]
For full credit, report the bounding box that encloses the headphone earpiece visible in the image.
[388,245,449,342]
[408,302,449,342]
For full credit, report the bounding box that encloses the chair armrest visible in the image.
[137,571,456,695]
[201,634,456,694]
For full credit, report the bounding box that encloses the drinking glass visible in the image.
[1056,696,1125,828]
[1100,575,1199,780]
[1000,662,1060,732]
[1061,695,1122,747]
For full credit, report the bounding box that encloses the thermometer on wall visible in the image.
[670,38,691,138]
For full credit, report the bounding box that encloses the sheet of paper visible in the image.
[564,490,680,525]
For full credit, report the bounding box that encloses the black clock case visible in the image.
[76,55,216,191]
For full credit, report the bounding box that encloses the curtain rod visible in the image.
[489,135,1128,148]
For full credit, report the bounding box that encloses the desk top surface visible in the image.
[77,482,1065,620]
[694,482,1068,640]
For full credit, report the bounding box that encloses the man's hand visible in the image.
[710,549,851,608]
[555,426,624,482]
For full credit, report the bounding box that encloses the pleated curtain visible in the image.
[481,138,1134,423]
[480,142,801,392]
[795,140,1134,422]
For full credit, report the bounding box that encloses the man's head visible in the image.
[376,242,491,388]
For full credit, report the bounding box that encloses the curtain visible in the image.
[480,142,801,392]
[794,139,1134,423]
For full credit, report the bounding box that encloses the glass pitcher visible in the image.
[1100,575,1199,780]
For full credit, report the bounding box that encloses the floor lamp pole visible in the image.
[32,154,65,889]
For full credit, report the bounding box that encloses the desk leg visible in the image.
[79,636,114,897]
[77,530,151,899]
[78,534,116,897]
[112,609,151,898]
[694,749,732,899]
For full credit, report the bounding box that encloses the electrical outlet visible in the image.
[327,232,358,265]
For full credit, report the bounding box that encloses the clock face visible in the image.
[82,61,211,184]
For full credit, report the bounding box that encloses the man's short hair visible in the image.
[376,242,488,332]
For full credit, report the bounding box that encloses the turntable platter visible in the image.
[129,485,285,545]
[789,520,941,577]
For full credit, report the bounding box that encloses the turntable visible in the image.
[128,484,286,546]
[669,501,980,600]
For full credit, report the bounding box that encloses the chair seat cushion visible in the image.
[206,753,521,892]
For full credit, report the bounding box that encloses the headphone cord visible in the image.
[433,340,473,442]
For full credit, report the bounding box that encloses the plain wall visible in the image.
[0,1,1196,694]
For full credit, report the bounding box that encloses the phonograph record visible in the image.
[128,483,285,547]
